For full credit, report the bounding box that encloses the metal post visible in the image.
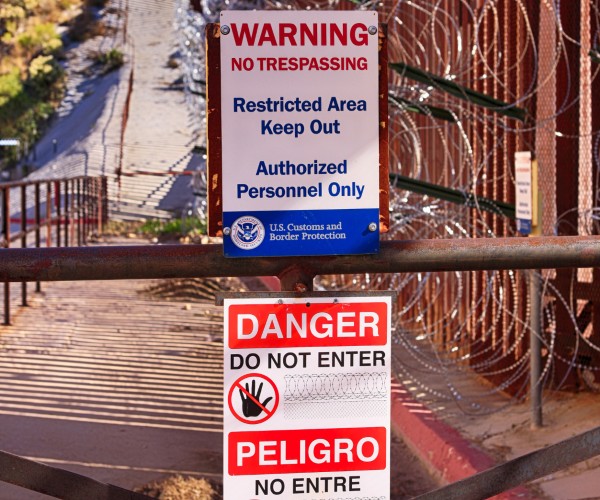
[46,182,51,248]
[77,179,81,246]
[96,178,102,235]
[35,183,41,293]
[55,181,61,247]
[69,179,75,246]
[64,180,69,247]
[278,267,315,292]
[82,179,87,245]
[2,187,10,325]
[20,185,27,306]
[529,269,543,428]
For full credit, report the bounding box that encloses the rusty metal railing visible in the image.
[0,176,108,325]
[3,233,600,497]
[1,235,600,287]
[0,450,151,500]
[416,425,600,500]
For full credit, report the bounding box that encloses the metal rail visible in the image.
[0,450,151,500]
[4,233,600,499]
[416,425,600,500]
[1,176,107,325]
[1,236,600,285]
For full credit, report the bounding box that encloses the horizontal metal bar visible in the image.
[416,425,600,500]
[0,176,96,189]
[1,236,600,283]
[0,449,152,500]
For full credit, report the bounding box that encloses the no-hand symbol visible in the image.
[228,373,279,425]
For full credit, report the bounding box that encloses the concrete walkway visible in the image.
[118,0,197,220]
[0,240,441,499]
[18,0,198,222]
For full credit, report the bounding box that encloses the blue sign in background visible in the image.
[517,218,532,235]
[223,208,380,257]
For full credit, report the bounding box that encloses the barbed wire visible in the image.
[175,0,600,414]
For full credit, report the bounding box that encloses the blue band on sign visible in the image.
[517,218,532,235]
[223,208,380,257]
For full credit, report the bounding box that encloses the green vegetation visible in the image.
[140,216,207,240]
[104,217,207,243]
[0,0,79,170]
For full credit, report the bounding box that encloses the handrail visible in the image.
[1,236,600,284]
[1,176,108,324]
[417,425,600,500]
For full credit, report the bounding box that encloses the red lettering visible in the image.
[279,23,297,45]
[330,23,347,45]
[299,23,318,45]
[227,302,387,348]
[228,427,386,475]
[229,22,370,47]
[258,23,277,45]
[350,23,369,46]
[230,23,258,46]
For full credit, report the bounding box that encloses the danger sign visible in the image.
[223,294,392,499]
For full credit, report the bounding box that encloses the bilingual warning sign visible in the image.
[224,294,392,499]
[220,11,380,257]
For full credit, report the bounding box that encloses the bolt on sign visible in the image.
[217,11,381,257]
[223,294,392,499]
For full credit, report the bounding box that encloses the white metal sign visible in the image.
[515,151,532,235]
[223,295,392,499]
[220,11,380,257]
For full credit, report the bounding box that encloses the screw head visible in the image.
[223,227,231,236]
[221,25,230,35]
[368,222,378,232]
[368,25,378,35]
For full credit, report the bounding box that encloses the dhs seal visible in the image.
[231,216,265,250]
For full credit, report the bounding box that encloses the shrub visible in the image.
[10,22,61,63]
[0,67,23,107]
[94,47,124,73]
[27,53,62,91]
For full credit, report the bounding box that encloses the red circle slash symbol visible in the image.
[228,373,279,425]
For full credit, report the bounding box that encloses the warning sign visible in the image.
[219,10,380,258]
[223,294,392,499]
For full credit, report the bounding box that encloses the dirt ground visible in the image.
[439,389,600,499]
